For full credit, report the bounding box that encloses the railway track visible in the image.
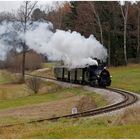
[0,74,138,128]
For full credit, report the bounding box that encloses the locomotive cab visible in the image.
[88,64,111,87]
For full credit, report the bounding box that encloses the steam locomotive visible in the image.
[54,60,111,87]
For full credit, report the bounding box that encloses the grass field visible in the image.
[0,86,107,126]
[30,62,56,78]
[0,69,106,109]
[0,64,140,138]
[20,63,140,139]
[42,62,56,68]
[109,64,140,94]
[0,87,106,110]
[0,69,107,127]
[0,70,16,84]
[0,79,61,100]
[0,116,140,139]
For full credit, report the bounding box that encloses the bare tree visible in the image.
[88,1,104,45]
[0,12,16,22]
[17,1,37,82]
[26,77,41,94]
[120,2,129,65]
[108,31,111,66]
[76,96,96,112]
[137,2,140,58]
[44,1,68,29]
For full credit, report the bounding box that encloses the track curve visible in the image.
[0,74,138,128]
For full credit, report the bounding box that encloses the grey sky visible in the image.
[0,1,54,13]
[0,1,21,12]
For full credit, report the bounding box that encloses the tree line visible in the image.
[38,1,140,66]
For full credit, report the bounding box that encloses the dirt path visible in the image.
[0,96,80,121]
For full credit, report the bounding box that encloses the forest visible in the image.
[37,1,140,66]
[0,1,140,72]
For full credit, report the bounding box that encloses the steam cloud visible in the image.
[0,21,107,68]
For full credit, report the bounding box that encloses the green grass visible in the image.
[42,62,56,68]
[0,116,29,126]
[0,88,71,109]
[0,75,10,84]
[109,64,140,93]
[0,87,106,110]
[0,80,61,100]
[1,118,140,138]
[0,70,15,84]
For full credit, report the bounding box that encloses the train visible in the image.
[54,60,111,87]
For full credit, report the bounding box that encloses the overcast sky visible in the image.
[0,1,55,13]
[0,1,136,13]
[0,1,21,12]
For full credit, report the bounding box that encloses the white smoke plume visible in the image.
[0,21,16,60]
[0,21,107,68]
[25,22,107,68]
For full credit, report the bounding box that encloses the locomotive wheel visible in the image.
[98,80,106,88]
[57,77,60,80]
[82,81,86,85]
[90,81,95,87]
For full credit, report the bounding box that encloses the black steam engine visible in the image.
[54,60,111,87]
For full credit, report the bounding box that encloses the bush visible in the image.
[4,51,45,72]
[26,77,41,94]
[76,95,97,112]
[0,70,23,84]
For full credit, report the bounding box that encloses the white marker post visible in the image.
[72,107,78,114]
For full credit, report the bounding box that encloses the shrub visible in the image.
[4,51,45,72]
[0,71,22,84]
[26,77,41,94]
[76,95,97,113]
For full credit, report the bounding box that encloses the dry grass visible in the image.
[0,115,140,139]
[76,95,97,112]
[0,70,18,84]
[29,62,57,78]
[0,84,29,100]
[0,96,81,125]
[0,85,107,127]
[31,68,54,78]
[111,106,140,126]
[0,79,62,100]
